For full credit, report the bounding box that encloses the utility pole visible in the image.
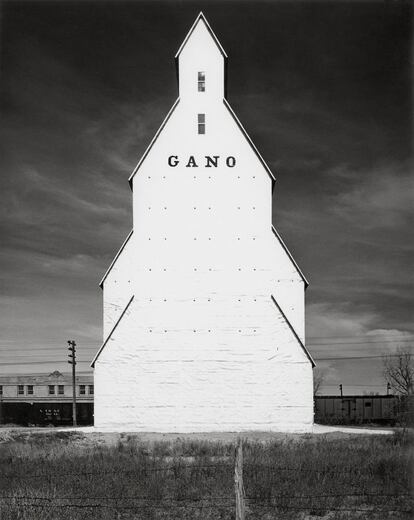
[68,340,77,427]
[339,384,343,398]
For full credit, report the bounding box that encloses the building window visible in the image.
[198,113,205,134]
[89,385,94,395]
[27,385,34,395]
[48,385,55,395]
[79,385,86,395]
[18,385,24,395]
[58,385,64,395]
[198,71,205,92]
[0,385,2,395]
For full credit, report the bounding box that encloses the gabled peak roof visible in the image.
[175,11,227,59]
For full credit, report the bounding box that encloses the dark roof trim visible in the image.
[272,225,309,288]
[91,295,135,367]
[99,230,133,288]
[223,98,276,183]
[175,12,227,59]
[316,395,395,399]
[128,98,180,188]
[271,294,315,367]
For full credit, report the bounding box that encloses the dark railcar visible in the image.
[0,402,93,426]
[315,395,413,425]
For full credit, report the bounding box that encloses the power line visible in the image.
[315,354,405,361]
[0,339,413,354]
[0,335,413,350]
[0,354,408,366]
[0,360,92,366]
[307,333,414,340]
[309,339,414,346]
[322,384,385,387]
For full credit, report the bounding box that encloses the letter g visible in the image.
[168,155,179,167]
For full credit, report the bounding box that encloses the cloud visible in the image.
[306,303,413,394]
[0,1,410,381]
[330,162,413,231]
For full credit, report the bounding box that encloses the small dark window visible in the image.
[58,385,64,395]
[198,71,205,92]
[364,402,372,407]
[79,385,86,395]
[27,385,34,395]
[0,385,2,395]
[89,385,94,395]
[48,385,55,395]
[18,385,24,395]
[198,113,205,134]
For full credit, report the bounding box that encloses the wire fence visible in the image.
[0,441,412,518]
[0,462,410,480]
[0,439,414,520]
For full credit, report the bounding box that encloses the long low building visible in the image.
[0,371,93,425]
[1,372,410,427]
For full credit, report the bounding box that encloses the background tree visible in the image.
[382,348,413,396]
[313,369,325,396]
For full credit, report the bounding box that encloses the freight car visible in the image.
[0,401,93,426]
[314,395,413,425]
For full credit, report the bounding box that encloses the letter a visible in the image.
[186,156,198,168]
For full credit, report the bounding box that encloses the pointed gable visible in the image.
[128,11,275,188]
[175,12,227,60]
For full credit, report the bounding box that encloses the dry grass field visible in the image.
[0,428,412,519]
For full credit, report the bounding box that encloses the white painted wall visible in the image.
[102,232,133,339]
[94,14,313,432]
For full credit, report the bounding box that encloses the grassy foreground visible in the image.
[0,429,412,519]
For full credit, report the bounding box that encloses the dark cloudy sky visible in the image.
[0,0,412,395]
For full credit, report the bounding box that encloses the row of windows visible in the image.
[198,71,205,91]
[197,70,206,132]
[0,385,94,396]
[198,113,205,134]
[47,384,93,395]
[80,385,94,395]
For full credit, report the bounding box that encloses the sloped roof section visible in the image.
[91,295,135,367]
[272,225,309,288]
[224,98,276,183]
[99,229,133,288]
[175,12,227,59]
[128,98,179,188]
[271,294,315,367]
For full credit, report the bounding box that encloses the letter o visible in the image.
[226,156,236,167]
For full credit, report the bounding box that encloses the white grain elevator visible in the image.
[92,12,314,432]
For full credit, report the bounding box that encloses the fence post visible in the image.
[235,437,245,520]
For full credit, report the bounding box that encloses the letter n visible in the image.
[205,156,219,168]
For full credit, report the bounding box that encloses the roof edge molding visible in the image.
[272,225,309,288]
[128,98,180,188]
[99,230,133,288]
[91,295,135,367]
[223,98,276,183]
[271,294,315,367]
[175,12,227,59]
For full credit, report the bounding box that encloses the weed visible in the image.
[0,431,412,519]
